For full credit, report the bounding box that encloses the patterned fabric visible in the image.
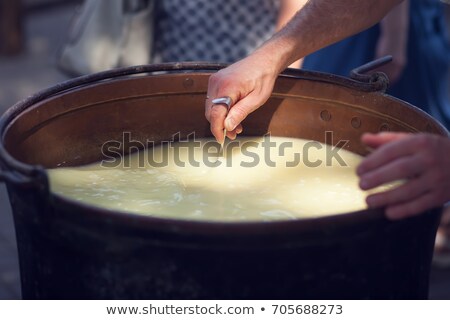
[153,0,280,63]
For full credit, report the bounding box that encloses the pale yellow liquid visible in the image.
[48,137,382,222]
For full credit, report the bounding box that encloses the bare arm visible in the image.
[260,0,404,75]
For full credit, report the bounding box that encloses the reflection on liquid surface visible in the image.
[49,137,387,221]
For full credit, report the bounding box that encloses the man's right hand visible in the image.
[205,53,279,143]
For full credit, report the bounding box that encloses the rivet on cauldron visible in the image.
[320,110,331,121]
[379,123,391,132]
[351,117,361,129]
[183,78,194,88]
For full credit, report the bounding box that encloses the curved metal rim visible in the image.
[0,61,441,232]
[0,61,393,177]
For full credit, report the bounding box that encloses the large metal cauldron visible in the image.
[0,61,447,299]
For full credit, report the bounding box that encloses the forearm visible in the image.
[380,0,409,34]
[255,0,404,74]
[379,0,409,54]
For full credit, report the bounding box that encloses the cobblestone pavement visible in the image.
[0,2,449,300]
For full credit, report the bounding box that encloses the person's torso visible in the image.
[153,0,280,63]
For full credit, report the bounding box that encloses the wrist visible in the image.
[254,35,301,75]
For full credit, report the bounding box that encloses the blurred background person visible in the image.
[56,0,303,76]
[301,0,450,129]
[299,0,450,266]
[152,0,303,64]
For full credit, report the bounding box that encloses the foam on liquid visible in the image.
[48,137,385,221]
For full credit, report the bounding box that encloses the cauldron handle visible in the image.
[0,164,48,190]
[0,171,32,185]
[350,55,392,93]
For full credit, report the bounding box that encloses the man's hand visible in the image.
[205,53,279,143]
[357,132,450,220]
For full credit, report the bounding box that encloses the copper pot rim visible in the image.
[0,61,446,234]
